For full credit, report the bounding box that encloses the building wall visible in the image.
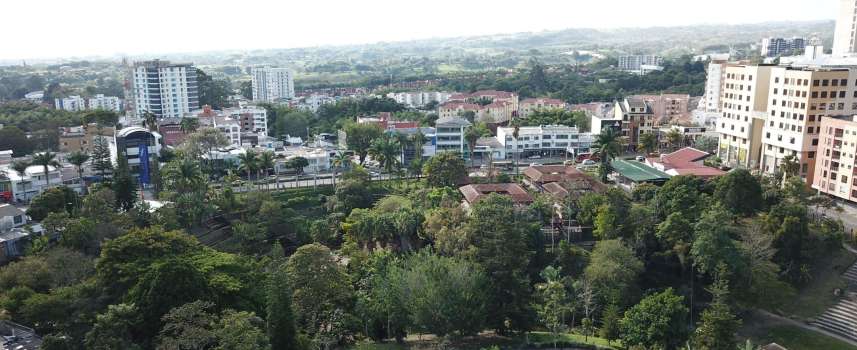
[716,65,772,168]
[133,60,199,119]
[833,0,857,56]
[812,116,857,202]
[252,67,295,102]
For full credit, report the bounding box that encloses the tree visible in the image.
[691,207,742,276]
[180,117,200,134]
[27,186,78,221]
[584,240,642,306]
[162,157,206,195]
[285,244,352,337]
[215,310,271,350]
[395,250,488,337]
[113,154,138,211]
[422,152,467,187]
[267,264,298,350]
[344,122,383,165]
[620,288,689,350]
[464,194,536,333]
[369,134,401,174]
[779,154,800,179]
[0,126,32,156]
[464,126,483,167]
[287,157,310,175]
[157,300,218,350]
[693,136,719,153]
[31,151,60,187]
[143,111,159,132]
[66,151,90,184]
[84,303,142,350]
[238,149,259,180]
[11,159,30,180]
[666,128,683,150]
[91,136,114,177]
[692,265,742,350]
[198,71,231,109]
[593,127,621,182]
[599,302,621,345]
[638,132,658,155]
[714,169,763,216]
[534,266,571,348]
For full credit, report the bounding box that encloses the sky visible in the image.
[0,0,839,60]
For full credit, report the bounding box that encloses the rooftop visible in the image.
[459,183,533,205]
[435,116,472,127]
[0,204,24,218]
[648,147,725,178]
[611,159,671,183]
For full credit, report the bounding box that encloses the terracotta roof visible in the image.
[522,98,566,105]
[542,182,570,199]
[652,147,725,178]
[523,165,584,183]
[459,183,533,205]
[440,102,482,110]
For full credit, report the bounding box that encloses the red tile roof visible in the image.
[440,102,482,110]
[459,183,533,205]
[649,147,725,178]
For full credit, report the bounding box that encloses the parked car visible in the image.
[528,155,542,159]
[636,156,646,162]
[530,162,543,167]
[581,159,597,166]
[576,153,600,163]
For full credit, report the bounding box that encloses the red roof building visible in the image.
[459,183,533,207]
[645,147,725,178]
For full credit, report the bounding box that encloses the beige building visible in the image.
[439,90,520,124]
[812,115,857,202]
[59,124,115,153]
[760,67,857,183]
[633,94,691,125]
[717,65,772,168]
[614,98,656,146]
[519,98,566,118]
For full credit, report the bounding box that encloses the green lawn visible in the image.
[765,325,857,350]
[526,331,617,349]
[351,331,616,350]
[778,248,857,319]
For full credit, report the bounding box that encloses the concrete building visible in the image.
[633,94,691,125]
[0,163,64,202]
[614,98,656,146]
[441,90,519,124]
[833,0,857,56]
[299,94,335,112]
[59,124,115,153]
[459,183,533,209]
[519,98,567,118]
[716,65,773,169]
[0,204,26,232]
[387,91,452,108]
[703,60,735,112]
[251,67,295,102]
[761,37,807,57]
[132,60,200,119]
[760,66,857,183]
[812,115,857,201]
[618,55,663,75]
[644,147,725,179]
[111,127,162,177]
[228,107,268,136]
[434,116,471,155]
[54,95,85,111]
[87,94,122,112]
[496,125,592,158]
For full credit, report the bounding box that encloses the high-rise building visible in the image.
[251,67,294,102]
[617,55,663,74]
[132,60,199,119]
[87,94,122,112]
[716,65,772,169]
[760,66,857,183]
[760,37,807,57]
[55,95,85,111]
[833,0,857,56]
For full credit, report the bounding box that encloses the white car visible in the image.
[581,159,597,166]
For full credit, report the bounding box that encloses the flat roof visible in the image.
[611,159,671,182]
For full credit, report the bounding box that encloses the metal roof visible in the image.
[611,159,670,182]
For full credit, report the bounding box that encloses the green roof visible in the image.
[611,159,671,183]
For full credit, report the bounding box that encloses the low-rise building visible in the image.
[618,55,664,75]
[87,94,122,112]
[645,147,725,179]
[0,204,26,232]
[0,164,65,202]
[611,159,671,189]
[440,90,520,123]
[519,98,567,118]
[111,127,162,179]
[459,183,533,209]
[434,116,472,155]
[387,91,452,108]
[54,95,85,111]
[59,124,115,153]
[614,98,656,146]
[496,125,592,158]
[633,94,691,125]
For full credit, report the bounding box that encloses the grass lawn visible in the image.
[526,331,618,349]
[351,331,616,350]
[777,248,857,320]
[765,325,857,350]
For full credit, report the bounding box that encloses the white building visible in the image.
[227,106,268,136]
[496,125,593,158]
[24,91,43,103]
[0,164,64,202]
[111,127,163,176]
[251,67,295,102]
[132,60,200,119]
[55,95,85,111]
[275,147,332,174]
[87,94,122,112]
[833,0,857,56]
[716,65,772,169]
[618,55,663,75]
[434,116,471,155]
[386,91,452,108]
[299,94,336,112]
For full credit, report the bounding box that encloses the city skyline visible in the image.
[1,0,839,60]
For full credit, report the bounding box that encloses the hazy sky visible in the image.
[1,0,839,60]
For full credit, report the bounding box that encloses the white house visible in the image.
[0,204,26,232]
[0,164,64,202]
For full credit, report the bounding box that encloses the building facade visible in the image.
[812,115,857,201]
[251,67,295,102]
[87,94,122,112]
[614,98,656,146]
[55,95,85,111]
[618,55,663,74]
[496,125,592,158]
[387,91,452,108]
[59,124,115,153]
[833,0,857,56]
[132,60,200,119]
[111,127,162,176]
[434,116,471,155]
[716,65,772,168]
[518,98,567,118]
[760,37,807,57]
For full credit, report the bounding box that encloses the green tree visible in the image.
[113,154,138,211]
[267,264,298,350]
[714,169,763,216]
[157,300,218,350]
[599,302,621,345]
[287,157,310,175]
[198,71,231,109]
[620,288,689,350]
[31,151,60,187]
[0,126,32,156]
[27,186,78,221]
[422,152,467,187]
[238,149,260,180]
[584,240,643,306]
[285,244,352,337]
[534,266,571,348]
[637,132,658,155]
[344,122,383,165]
[66,151,90,184]
[180,117,200,134]
[665,129,683,150]
[692,265,742,350]
[91,136,114,177]
[691,207,742,276]
[84,303,143,350]
[369,134,401,174]
[593,127,621,182]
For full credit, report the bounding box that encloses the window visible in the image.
[841,91,847,98]
[813,138,819,146]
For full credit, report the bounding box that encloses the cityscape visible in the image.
[1,1,857,350]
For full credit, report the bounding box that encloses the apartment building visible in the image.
[703,60,734,112]
[833,0,857,56]
[251,67,295,102]
[760,67,857,183]
[387,91,452,108]
[760,37,807,57]
[519,98,567,118]
[132,60,200,119]
[440,90,520,124]
[618,55,663,75]
[812,115,857,201]
[55,95,85,111]
[496,125,592,158]
[633,94,691,124]
[716,65,772,168]
[228,107,268,136]
[87,94,122,112]
[434,116,471,155]
[614,98,656,146]
[59,124,115,153]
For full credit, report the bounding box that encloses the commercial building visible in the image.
[760,37,807,57]
[496,125,592,158]
[614,98,656,146]
[519,98,567,118]
[132,60,200,119]
[251,67,295,102]
[434,116,471,155]
[111,126,162,177]
[759,66,857,183]
[833,0,857,56]
[58,124,115,153]
[54,95,85,111]
[716,65,773,169]
[812,115,857,201]
[618,55,663,75]
[87,94,122,112]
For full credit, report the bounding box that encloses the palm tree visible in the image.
[143,111,159,132]
[410,131,428,161]
[593,128,621,183]
[259,151,275,191]
[11,160,30,180]
[665,129,683,151]
[180,117,200,134]
[512,125,520,177]
[369,135,401,177]
[237,149,259,192]
[331,151,351,186]
[31,151,60,187]
[464,127,482,168]
[780,154,800,181]
[638,132,658,155]
[163,157,206,194]
[67,151,90,190]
